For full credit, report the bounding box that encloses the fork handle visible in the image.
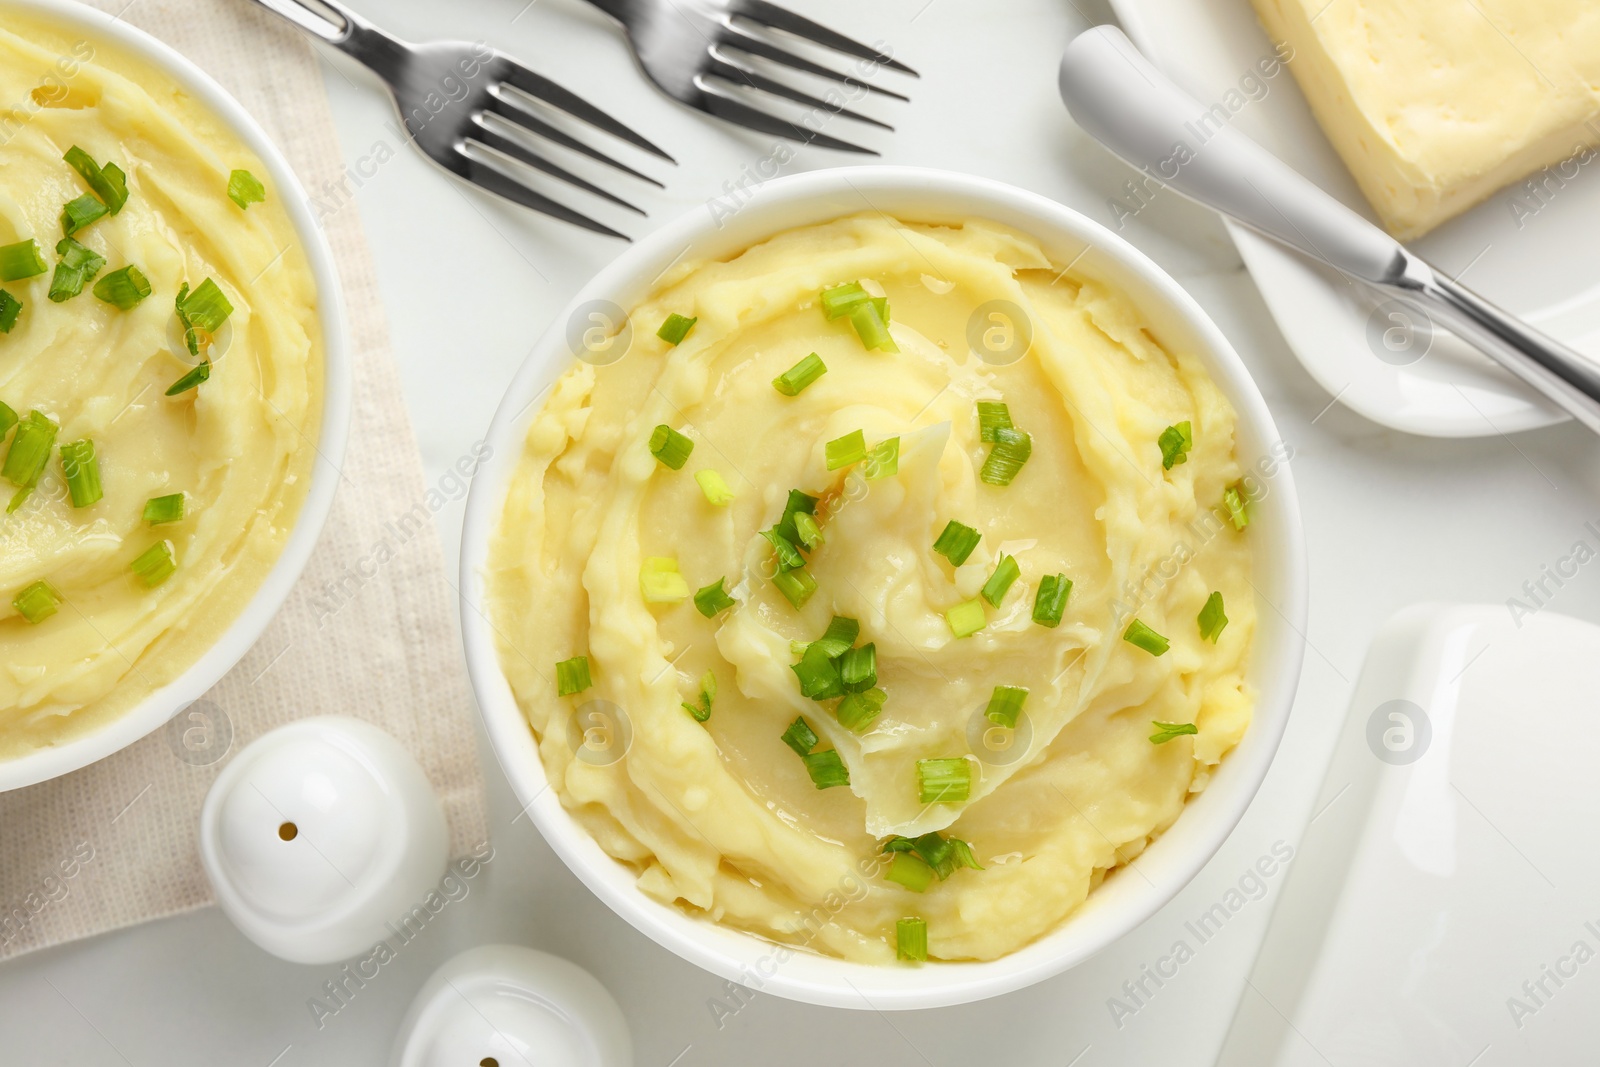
[247,0,410,79]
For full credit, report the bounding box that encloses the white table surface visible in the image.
[7,1,1600,1063]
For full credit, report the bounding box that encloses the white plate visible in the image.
[1106,0,1600,437]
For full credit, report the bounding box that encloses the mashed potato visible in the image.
[488,214,1256,963]
[0,11,321,757]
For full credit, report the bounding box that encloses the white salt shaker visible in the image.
[198,716,449,964]
[391,945,632,1067]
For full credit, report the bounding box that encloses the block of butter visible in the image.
[1252,0,1600,238]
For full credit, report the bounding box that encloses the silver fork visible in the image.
[249,0,674,238]
[580,0,917,153]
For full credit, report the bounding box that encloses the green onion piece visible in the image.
[555,655,592,696]
[0,240,47,281]
[917,757,972,804]
[946,598,986,638]
[227,169,266,210]
[48,265,86,303]
[3,410,58,488]
[773,489,819,545]
[839,642,877,693]
[781,715,818,757]
[849,299,897,352]
[980,427,1033,486]
[12,579,61,623]
[1159,420,1193,470]
[885,853,933,893]
[864,437,899,480]
[0,290,21,333]
[881,835,916,853]
[896,917,928,961]
[977,400,1013,443]
[1223,484,1250,530]
[980,555,1020,607]
[761,527,804,571]
[837,687,886,732]
[871,296,890,324]
[131,539,177,588]
[773,352,826,396]
[165,360,211,396]
[683,669,716,723]
[1150,721,1199,745]
[93,264,150,310]
[985,685,1029,729]
[693,577,736,618]
[639,557,689,602]
[791,643,844,701]
[949,838,984,872]
[802,748,850,789]
[825,429,866,471]
[61,194,108,236]
[56,236,104,275]
[656,313,697,345]
[932,519,981,567]
[1032,573,1071,627]
[819,281,870,320]
[0,402,16,436]
[911,832,955,878]
[771,567,816,610]
[59,439,102,508]
[1198,591,1228,643]
[648,424,693,470]
[793,511,823,550]
[176,277,233,333]
[64,147,128,214]
[694,469,733,505]
[1123,618,1170,656]
[812,615,860,658]
[7,486,30,513]
[143,492,186,525]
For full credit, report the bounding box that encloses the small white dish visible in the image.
[390,945,632,1067]
[459,166,1309,1009]
[198,717,448,964]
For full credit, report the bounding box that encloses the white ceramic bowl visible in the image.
[460,166,1307,1009]
[0,0,351,791]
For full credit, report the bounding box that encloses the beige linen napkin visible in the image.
[0,0,487,960]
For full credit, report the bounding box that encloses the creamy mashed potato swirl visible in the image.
[488,214,1255,963]
[0,12,321,756]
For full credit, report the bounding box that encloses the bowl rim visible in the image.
[0,0,352,791]
[460,164,1308,1009]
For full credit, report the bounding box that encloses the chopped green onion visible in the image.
[802,748,850,789]
[1223,484,1249,530]
[917,757,972,804]
[837,687,886,732]
[791,643,844,701]
[977,400,1013,443]
[694,469,734,505]
[1123,619,1170,656]
[812,616,860,658]
[7,487,30,513]
[932,520,981,566]
[175,278,233,356]
[1032,573,1071,627]
[227,169,265,210]
[639,557,689,602]
[61,194,108,236]
[896,917,928,961]
[693,577,736,618]
[946,598,986,638]
[556,655,592,696]
[980,427,1033,486]
[2,410,58,488]
[0,290,21,333]
[910,832,955,878]
[1198,591,1228,643]
[761,527,804,571]
[864,437,899,480]
[773,489,819,546]
[1150,721,1199,745]
[980,555,1020,606]
[143,492,186,525]
[792,511,823,550]
[881,835,916,853]
[885,852,933,893]
[825,429,866,471]
[64,147,128,214]
[819,281,870,319]
[0,240,47,281]
[131,539,177,588]
[165,360,211,396]
[949,838,984,872]
[839,642,877,693]
[683,669,716,722]
[48,237,104,302]
[648,424,693,470]
[93,264,151,310]
[12,579,61,623]
[773,352,826,396]
[656,313,697,345]
[849,299,897,352]
[985,685,1029,729]
[59,439,102,508]
[1159,421,1193,470]
[48,266,86,303]
[0,402,16,437]
[771,567,816,610]
[781,715,818,757]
